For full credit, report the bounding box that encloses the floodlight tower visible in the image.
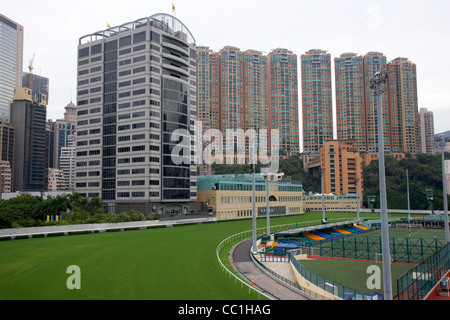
[321,167,327,224]
[436,134,450,243]
[370,71,393,300]
[252,135,257,254]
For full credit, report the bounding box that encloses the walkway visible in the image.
[232,238,309,300]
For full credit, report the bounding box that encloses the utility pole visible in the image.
[370,71,392,300]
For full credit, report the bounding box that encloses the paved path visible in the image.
[232,238,309,300]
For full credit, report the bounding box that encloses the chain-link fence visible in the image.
[396,243,450,300]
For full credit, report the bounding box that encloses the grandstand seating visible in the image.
[314,231,332,239]
[303,232,326,241]
[326,229,342,236]
[269,224,373,250]
[333,228,352,235]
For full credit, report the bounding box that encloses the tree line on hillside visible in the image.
[1,154,448,229]
[213,153,450,211]
[0,192,154,229]
[211,156,321,192]
[363,153,449,211]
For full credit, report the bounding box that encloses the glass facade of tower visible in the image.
[0,14,23,120]
[75,14,197,215]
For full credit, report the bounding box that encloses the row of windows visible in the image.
[117,180,159,186]
[220,195,302,205]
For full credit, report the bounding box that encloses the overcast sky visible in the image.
[3,0,450,140]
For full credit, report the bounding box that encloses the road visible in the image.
[232,238,309,300]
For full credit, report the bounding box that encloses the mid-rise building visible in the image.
[59,134,76,190]
[47,101,77,169]
[0,14,24,121]
[320,139,363,197]
[0,160,12,193]
[10,87,48,191]
[0,120,15,174]
[301,49,333,154]
[75,14,198,215]
[48,168,65,191]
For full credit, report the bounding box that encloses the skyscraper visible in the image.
[22,72,50,101]
[10,87,48,191]
[419,107,434,155]
[301,49,333,154]
[388,57,421,154]
[75,14,198,215]
[0,14,24,121]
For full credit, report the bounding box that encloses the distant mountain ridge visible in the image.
[435,130,450,138]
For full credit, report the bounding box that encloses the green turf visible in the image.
[0,211,416,300]
[298,258,414,297]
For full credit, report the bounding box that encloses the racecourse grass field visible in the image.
[298,258,414,297]
[302,227,447,297]
[0,211,426,300]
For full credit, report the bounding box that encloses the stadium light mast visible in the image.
[263,167,271,235]
[370,71,393,300]
[321,167,327,224]
[436,134,450,243]
[406,169,411,237]
[252,134,257,254]
[355,177,360,222]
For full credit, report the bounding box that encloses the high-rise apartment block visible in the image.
[334,53,366,151]
[301,49,333,154]
[268,48,299,155]
[75,14,198,215]
[335,52,390,152]
[196,46,299,160]
[0,14,23,121]
[387,57,421,154]
[334,52,421,154]
[419,108,435,155]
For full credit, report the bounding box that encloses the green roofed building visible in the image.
[197,173,304,220]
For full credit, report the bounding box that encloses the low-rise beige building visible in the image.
[303,192,359,212]
[197,174,304,220]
